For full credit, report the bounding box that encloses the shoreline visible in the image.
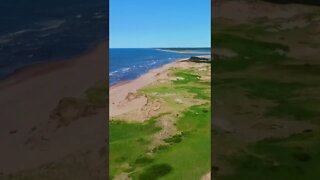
[0,38,108,81]
[109,58,186,118]
[155,48,211,54]
[109,56,210,119]
[110,54,211,89]
[109,58,189,89]
[0,40,108,173]
[0,40,108,90]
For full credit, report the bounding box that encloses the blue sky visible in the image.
[110,0,210,48]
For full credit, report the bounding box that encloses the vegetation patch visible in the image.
[109,118,161,177]
[266,99,320,121]
[152,145,170,153]
[164,134,183,144]
[138,164,173,180]
[110,64,210,179]
[219,131,320,180]
[213,8,320,179]
[172,69,200,84]
[212,33,290,71]
[85,83,108,105]
[278,64,320,75]
[135,156,154,165]
[239,80,301,101]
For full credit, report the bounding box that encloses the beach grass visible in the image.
[212,33,290,71]
[128,104,211,180]
[85,83,108,105]
[219,130,320,180]
[109,64,211,179]
[109,118,161,178]
[213,4,320,179]
[214,77,320,121]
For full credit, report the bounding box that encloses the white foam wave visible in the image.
[0,19,65,44]
[38,20,65,31]
[109,70,119,76]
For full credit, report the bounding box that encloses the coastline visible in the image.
[0,43,210,176]
[109,56,211,119]
[110,58,188,88]
[109,58,187,118]
[0,40,108,174]
[0,40,108,89]
[155,48,211,54]
[109,54,211,89]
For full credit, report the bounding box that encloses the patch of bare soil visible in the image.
[201,172,211,180]
[149,114,179,150]
[213,48,238,60]
[114,172,132,180]
[111,94,149,122]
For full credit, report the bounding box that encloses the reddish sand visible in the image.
[0,42,108,174]
[109,58,201,120]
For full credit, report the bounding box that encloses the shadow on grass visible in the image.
[139,164,173,180]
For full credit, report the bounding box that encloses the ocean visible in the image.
[0,0,108,79]
[110,48,211,85]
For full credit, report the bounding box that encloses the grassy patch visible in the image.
[219,131,320,180]
[239,80,301,101]
[266,99,320,121]
[152,145,170,153]
[278,64,320,75]
[135,156,154,165]
[109,118,161,177]
[214,78,320,121]
[109,119,161,142]
[172,69,200,84]
[151,104,211,180]
[212,33,289,71]
[164,134,183,144]
[85,84,108,104]
[138,164,173,180]
[214,78,301,101]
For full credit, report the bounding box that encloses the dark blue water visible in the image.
[0,0,108,79]
[110,48,210,85]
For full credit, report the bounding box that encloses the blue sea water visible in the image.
[0,0,108,79]
[110,48,210,85]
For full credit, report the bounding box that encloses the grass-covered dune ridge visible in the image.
[110,60,211,180]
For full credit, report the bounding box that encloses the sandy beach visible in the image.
[0,41,108,177]
[109,57,209,120]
